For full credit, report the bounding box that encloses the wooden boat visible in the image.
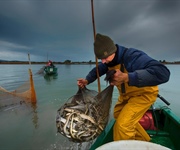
[44,66,58,75]
[89,101,180,150]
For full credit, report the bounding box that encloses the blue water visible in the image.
[0,64,179,150]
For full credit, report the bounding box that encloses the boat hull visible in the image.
[44,66,57,75]
[90,102,180,150]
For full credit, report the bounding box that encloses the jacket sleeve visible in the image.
[124,49,170,87]
[85,63,108,84]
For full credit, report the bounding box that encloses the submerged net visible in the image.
[0,69,37,110]
[56,84,114,142]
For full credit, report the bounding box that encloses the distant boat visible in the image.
[44,65,57,75]
[44,60,58,75]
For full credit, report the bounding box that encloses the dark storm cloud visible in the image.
[0,0,180,62]
[0,0,94,61]
[93,0,180,61]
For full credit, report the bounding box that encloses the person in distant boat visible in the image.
[47,60,54,67]
[77,33,170,142]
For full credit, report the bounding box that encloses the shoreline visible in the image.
[0,61,179,65]
[0,61,96,65]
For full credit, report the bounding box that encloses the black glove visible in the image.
[104,70,116,84]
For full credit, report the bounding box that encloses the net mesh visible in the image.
[56,85,114,142]
[0,69,37,110]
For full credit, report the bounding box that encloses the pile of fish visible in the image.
[56,85,114,142]
[56,70,115,142]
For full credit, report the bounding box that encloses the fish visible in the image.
[56,71,115,142]
[56,100,102,141]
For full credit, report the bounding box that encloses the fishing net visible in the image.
[0,69,37,110]
[56,70,115,142]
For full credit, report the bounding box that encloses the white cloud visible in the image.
[0,40,31,50]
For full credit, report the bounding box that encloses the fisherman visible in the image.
[47,60,54,67]
[77,33,170,142]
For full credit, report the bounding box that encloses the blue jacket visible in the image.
[86,44,170,87]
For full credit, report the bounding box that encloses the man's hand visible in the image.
[77,78,88,88]
[110,69,129,86]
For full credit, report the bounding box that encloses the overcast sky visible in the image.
[0,0,180,62]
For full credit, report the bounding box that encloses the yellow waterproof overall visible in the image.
[109,65,158,141]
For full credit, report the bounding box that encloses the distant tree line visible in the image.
[0,59,96,64]
[0,59,180,64]
[159,60,180,64]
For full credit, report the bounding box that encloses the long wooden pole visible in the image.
[91,0,101,92]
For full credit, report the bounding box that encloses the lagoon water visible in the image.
[0,64,179,150]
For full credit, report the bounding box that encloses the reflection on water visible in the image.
[31,103,39,129]
[44,74,58,81]
[0,95,39,129]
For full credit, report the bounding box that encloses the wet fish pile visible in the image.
[56,70,115,142]
[56,85,114,142]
